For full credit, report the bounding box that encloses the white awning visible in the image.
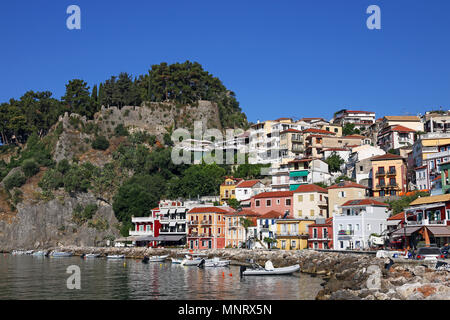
[169,209,177,214]
[159,209,168,215]
[169,222,177,227]
[405,203,445,212]
[176,208,187,213]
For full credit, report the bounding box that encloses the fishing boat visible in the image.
[107,254,125,259]
[201,257,230,267]
[51,251,73,257]
[181,254,204,266]
[240,260,300,276]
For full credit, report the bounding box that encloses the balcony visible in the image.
[276,231,308,237]
[338,230,354,235]
[386,170,397,176]
[407,219,447,226]
[200,220,213,225]
[228,222,239,228]
[375,171,386,177]
[188,221,199,225]
[129,230,153,236]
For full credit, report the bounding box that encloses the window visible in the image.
[266,199,271,207]
[446,209,450,220]
[320,194,323,201]
[285,199,291,206]
[298,195,303,202]
[276,199,280,205]
[244,189,248,195]
[355,224,360,231]
[340,241,344,249]
[380,190,385,197]
[281,240,286,249]
[310,209,315,216]
[379,177,385,186]
[256,200,260,207]
[339,191,346,198]
[298,210,302,216]
[367,224,371,231]
[310,194,314,201]
[378,167,385,174]
[360,166,363,172]
[313,228,318,238]
[218,227,221,234]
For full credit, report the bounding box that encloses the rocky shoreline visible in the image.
[4,246,449,300]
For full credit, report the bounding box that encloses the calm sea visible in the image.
[0,254,323,300]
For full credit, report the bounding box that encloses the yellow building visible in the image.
[322,124,343,137]
[413,133,450,167]
[327,181,368,217]
[219,177,242,204]
[370,153,407,197]
[275,218,315,250]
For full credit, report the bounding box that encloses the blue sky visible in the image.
[1,0,449,123]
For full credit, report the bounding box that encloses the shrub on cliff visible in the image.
[21,159,39,178]
[92,135,110,150]
[3,171,26,190]
[38,169,64,191]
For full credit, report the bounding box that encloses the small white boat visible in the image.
[171,258,183,264]
[107,255,125,259]
[51,251,73,257]
[32,251,46,256]
[181,254,204,266]
[240,261,300,276]
[202,257,230,267]
[11,250,28,255]
[142,255,169,263]
[84,253,101,258]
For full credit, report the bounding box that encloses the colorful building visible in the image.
[235,180,266,203]
[370,153,407,197]
[219,177,243,204]
[224,209,258,248]
[255,210,283,249]
[275,218,315,250]
[377,125,417,151]
[186,206,233,250]
[327,181,368,217]
[250,190,294,216]
[292,184,328,219]
[307,218,333,249]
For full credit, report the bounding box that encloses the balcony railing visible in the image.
[276,232,308,237]
[338,230,354,235]
[200,220,213,225]
[375,171,385,177]
[129,230,153,236]
[188,221,199,225]
[407,219,447,226]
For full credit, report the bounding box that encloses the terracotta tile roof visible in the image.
[280,128,303,134]
[258,210,285,219]
[274,117,293,122]
[308,217,333,227]
[226,209,259,217]
[342,135,366,139]
[302,128,335,135]
[253,191,294,199]
[384,116,420,121]
[188,207,232,214]
[370,153,404,161]
[390,125,416,133]
[288,158,312,164]
[414,165,427,170]
[341,199,389,207]
[388,212,408,221]
[328,181,368,189]
[293,184,328,193]
[236,180,262,188]
[345,110,375,114]
[323,147,350,152]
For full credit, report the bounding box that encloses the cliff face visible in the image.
[0,100,225,250]
[0,193,119,251]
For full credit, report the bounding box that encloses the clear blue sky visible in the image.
[1,0,449,123]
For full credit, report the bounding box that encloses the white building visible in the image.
[255,210,283,249]
[333,199,390,250]
[345,145,385,184]
[235,180,267,202]
[377,125,416,151]
[332,110,376,130]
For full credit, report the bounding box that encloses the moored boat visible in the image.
[32,251,46,256]
[181,254,204,266]
[240,261,300,276]
[51,251,73,257]
[107,254,125,259]
[201,257,230,267]
[83,253,101,258]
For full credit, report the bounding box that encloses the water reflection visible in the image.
[0,255,322,300]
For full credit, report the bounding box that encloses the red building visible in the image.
[307,218,333,249]
[187,206,234,250]
[250,191,294,216]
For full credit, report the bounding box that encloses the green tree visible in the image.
[62,79,95,118]
[325,152,345,173]
[92,136,110,150]
[21,159,39,178]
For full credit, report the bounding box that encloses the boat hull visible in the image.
[242,264,300,276]
[107,255,125,259]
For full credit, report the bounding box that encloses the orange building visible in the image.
[370,153,407,197]
[187,207,234,250]
[224,209,259,248]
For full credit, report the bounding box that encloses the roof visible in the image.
[288,158,313,164]
[370,153,404,161]
[258,210,284,219]
[344,110,375,114]
[226,209,259,217]
[280,128,303,134]
[253,191,294,199]
[341,199,389,207]
[308,217,333,227]
[342,135,366,139]
[293,184,328,193]
[384,116,420,122]
[323,148,350,152]
[301,128,335,135]
[390,125,416,133]
[387,212,407,221]
[414,165,427,170]
[274,117,293,122]
[409,194,450,206]
[188,207,232,214]
[236,180,262,188]
[328,181,368,190]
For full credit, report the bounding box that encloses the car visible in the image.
[441,246,450,258]
[415,247,445,261]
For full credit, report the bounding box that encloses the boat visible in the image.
[201,257,230,267]
[107,254,125,259]
[32,251,46,256]
[142,255,168,263]
[181,254,204,266]
[240,261,300,276]
[171,258,183,264]
[51,251,73,257]
[11,250,28,255]
[83,253,101,258]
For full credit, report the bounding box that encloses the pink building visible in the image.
[250,191,294,216]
